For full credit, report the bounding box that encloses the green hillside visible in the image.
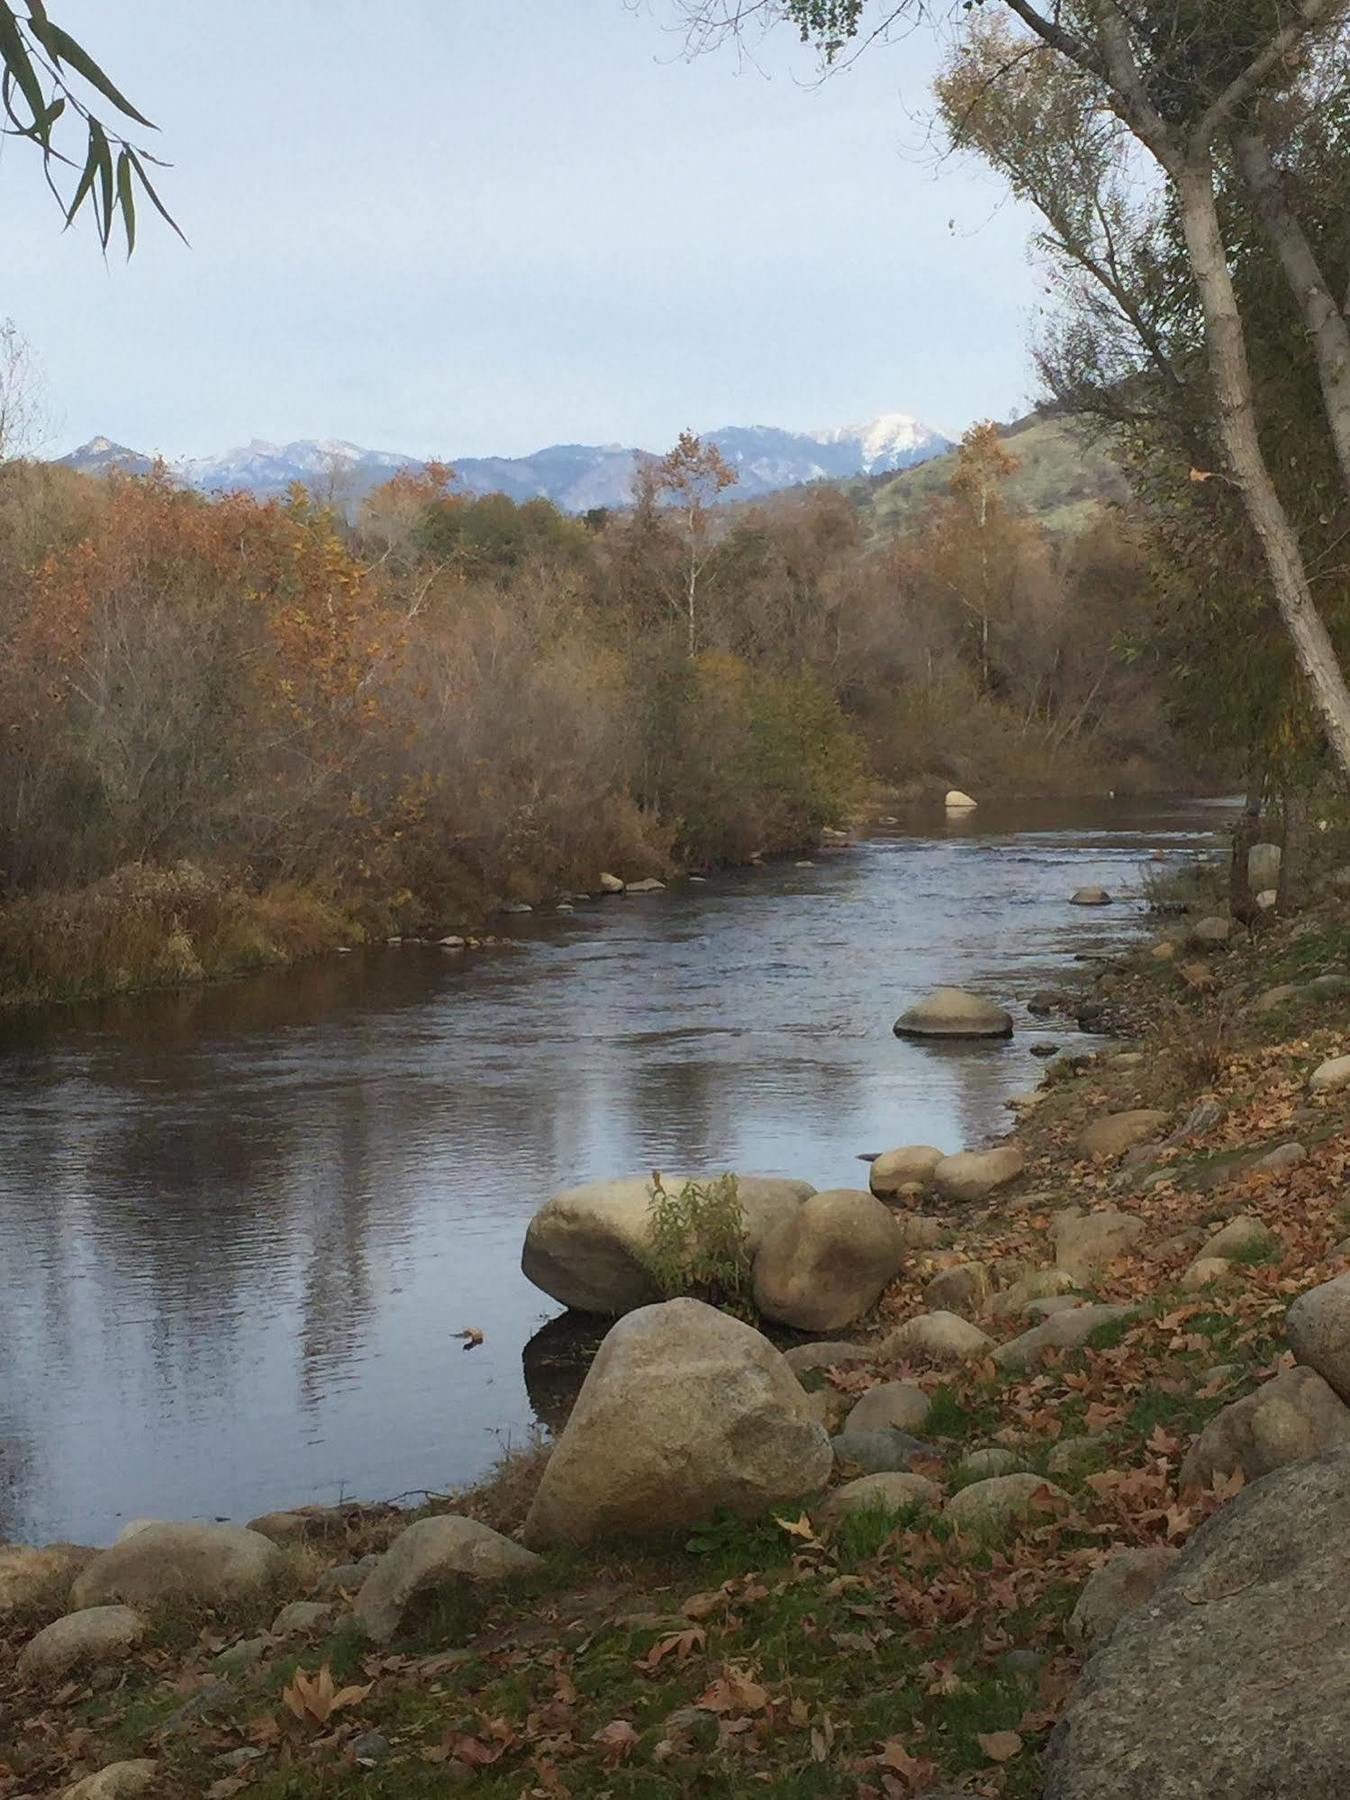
[850,412,1129,536]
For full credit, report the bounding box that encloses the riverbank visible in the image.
[5,846,1349,1796]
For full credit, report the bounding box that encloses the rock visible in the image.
[500,901,534,915]
[521,1171,812,1316]
[246,1510,316,1545]
[868,1144,945,1198]
[1078,1110,1170,1161]
[1255,888,1278,910]
[1180,1256,1233,1291]
[955,1447,1025,1480]
[1252,1140,1306,1173]
[351,1730,393,1764]
[994,1304,1136,1372]
[0,1543,94,1618]
[1107,1050,1145,1069]
[801,1387,849,1432]
[896,1215,944,1250]
[1287,1272,1350,1402]
[1024,1294,1087,1320]
[1252,980,1301,1013]
[354,1516,540,1642]
[1075,998,1106,1029]
[923,1261,992,1316]
[944,789,977,809]
[158,1679,233,1736]
[1308,972,1350,1000]
[71,1524,283,1610]
[522,1298,832,1547]
[1310,1053,1350,1092]
[314,1555,380,1597]
[831,1428,939,1474]
[16,1605,144,1679]
[270,1601,332,1637]
[1180,1365,1350,1490]
[989,1267,1080,1319]
[1054,1210,1146,1278]
[819,1472,941,1522]
[1043,1445,1350,1800]
[893,987,1013,1040]
[115,1519,160,1543]
[1047,1435,1103,1476]
[1189,915,1232,946]
[944,1474,1070,1533]
[625,877,666,893]
[1200,1215,1277,1261]
[598,872,625,893]
[60,1763,158,1800]
[1027,989,1061,1015]
[1066,1546,1179,1651]
[1029,1042,1059,1058]
[844,1381,931,1436]
[1248,841,1282,892]
[753,1188,907,1332]
[438,934,467,949]
[882,1311,994,1364]
[782,1340,872,1376]
[931,1145,1024,1203]
[1070,886,1112,906]
[1150,940,1177,962]
[213,1635,269,1673]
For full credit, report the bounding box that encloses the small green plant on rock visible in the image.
[644,1171,754,1315]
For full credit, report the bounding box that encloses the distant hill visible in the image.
[849,412,1129,535]
[57,412,954,514]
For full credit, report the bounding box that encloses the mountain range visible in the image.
[57,412,952,513]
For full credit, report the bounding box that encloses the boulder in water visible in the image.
[944,789,977,810]
[894,987,1012,1039]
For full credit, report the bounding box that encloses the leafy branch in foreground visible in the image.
[0,1,180,252]
[645,1171,754,1314]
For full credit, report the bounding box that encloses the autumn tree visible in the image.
[650,429,738,656]
[670,0,1350,783]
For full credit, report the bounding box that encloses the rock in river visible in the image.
[522,1298,831,1547]
[521,1172,813,1315]
[893,987,1013,1040]
[868,1144,945,1198]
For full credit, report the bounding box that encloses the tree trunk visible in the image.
[1229,752,1266,924]
[1231,125,1350,501]
[1278,781,1310,914]
[1174,156,1350,783]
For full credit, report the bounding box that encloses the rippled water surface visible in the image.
[0,797,1232,1543]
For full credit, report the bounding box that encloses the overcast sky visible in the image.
[0,1,1047,461]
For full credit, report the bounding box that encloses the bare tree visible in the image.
[0,319,46,460]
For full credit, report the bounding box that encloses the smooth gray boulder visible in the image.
[993,1304,1136,1372]
[1200,1214,1277,1261]
[819,1471,941,1522]
[831,1427,938,1474]
[354,1516,540,1643]
[1310,1053,1350,1093]
[1044,1446,1350,1799]
[16,1605,144,1679]
[1066,1546,1179,1651]
[71,1523,282,1610]
[931,1145,1024,1203]
[945,1474,1070,1532]
[868,1144,945,1198]
[753,1188,906,1332]
[522,1298,832,1547]
[521,1172,813,1315]
[894,987,1013,1040]
[843,1381,931,1436]
[1287,1271,1350,1402]
[882,1311,994,1364]
[1179,1365,1350,1491]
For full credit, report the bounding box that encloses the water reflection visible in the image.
[0,796,1230,1543]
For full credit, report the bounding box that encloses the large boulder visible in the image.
[1077,1111,1170,1162]
[1054,1209,1147,1279]
[1286,1272,1350,1402]
[354,1516,540,1643]
[993,1304,1136,1371]
[752,1188,906,1332]
[893,987,1013,1040]
[16,1605,144,1680]
[1309,1054,1350,1093]
[944,789,977,810]
[1178,1365,1350,1491]
[1044,1445,1350,1800]
[1066,1547,1178,1651]
[868,1144,945,1199]
[0,1544,94,1618]
[521,1172,813,1315]
[882,1311,994,1364]
[71,1523,283,1610]
[931,1145,1024,1203]
[522,1298,832,1547]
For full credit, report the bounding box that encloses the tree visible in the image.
[0,317,45,459]
[649,429,738,656]
[671,0,1350,782]
[0,3,175,250]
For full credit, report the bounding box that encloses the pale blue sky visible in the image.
[0,1,1045,460]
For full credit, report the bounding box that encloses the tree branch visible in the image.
[1193,0,1350,152]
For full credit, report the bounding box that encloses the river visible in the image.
[0,796,1231,1545]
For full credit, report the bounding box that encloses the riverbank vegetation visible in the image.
[7,856,1350,1797]
[0,418,1181,1006]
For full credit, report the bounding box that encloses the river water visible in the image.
[0,796,1231,1545]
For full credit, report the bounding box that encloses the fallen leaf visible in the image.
[977,1729,1024,1762]
[592,1718,639,1766]
[455,1326,484,1350]
[281,1663,372,1727]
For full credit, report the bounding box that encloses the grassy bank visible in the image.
[6,861,1349,1797]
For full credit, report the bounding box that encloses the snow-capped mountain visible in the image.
[57,413,952,512]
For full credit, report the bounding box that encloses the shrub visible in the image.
[643,1172,754,1315]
